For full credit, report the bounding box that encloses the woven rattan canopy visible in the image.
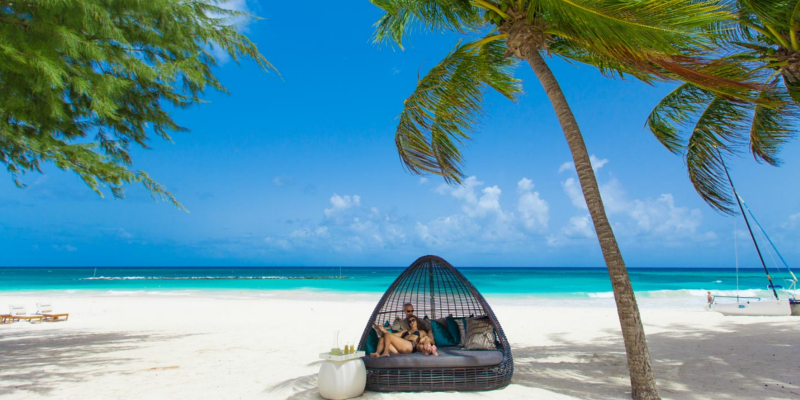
[357,255,513,392]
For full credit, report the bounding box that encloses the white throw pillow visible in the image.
[463,318,496,350]
[392,317,408,332]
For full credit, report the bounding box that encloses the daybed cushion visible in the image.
[362,347,503,369]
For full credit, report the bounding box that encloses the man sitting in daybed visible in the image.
[370,315,438,357]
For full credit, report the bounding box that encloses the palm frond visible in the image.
[739,0,797,31]
[749,79,798,164]
[646,83,716,154]
[547,37,659,83]
[395,36,521,182]
[781,70,800,102]
[685,96,753,214]
[370,0,483,48]
[530,1,762,95]
[534,0,732,61]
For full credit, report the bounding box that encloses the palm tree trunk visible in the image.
[523,50,660,399]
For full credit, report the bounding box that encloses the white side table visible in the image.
[318,352,366,400]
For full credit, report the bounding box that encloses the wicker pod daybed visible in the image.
[357,255,513,392]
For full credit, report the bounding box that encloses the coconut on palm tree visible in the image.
[647,0,799,214]
[369,1,741,399]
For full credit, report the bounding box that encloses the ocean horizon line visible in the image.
[0,265,772,270]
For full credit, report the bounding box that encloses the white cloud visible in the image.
[415,216,480,247]
[562,177,586,210]
[563,214,594,238]
[263,237,292,251]
[591,156,609,171]
[265,176,552,255]
[265,193,407,253]
[324,194,361,218]
[423,176,546,244]
[517,178,549,233]
[556,156,714,246]
[206,0,253,64]
[782,212,800,229]
[598,178,628,214]
[436,177,506,218]
[626,194,713,241]
[53,245,77,252]
[419,177,429,185]
[272,176,294,187]
[558,155,609,174]
[289,227,329,239]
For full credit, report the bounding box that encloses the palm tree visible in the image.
[647,0,799,214]
[369,1,740,399]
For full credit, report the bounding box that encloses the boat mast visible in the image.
[738,195,798,285]
[734,217,739,297]
[719,152,780,300]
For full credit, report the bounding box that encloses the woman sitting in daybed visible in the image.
[370,316,439,358]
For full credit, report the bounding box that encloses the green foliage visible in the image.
[0,0,275,208]
[372,0,743,184]
[371,0,483,49]
[646,0,800,214]
[394,37,521,182]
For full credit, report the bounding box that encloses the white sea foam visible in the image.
[106,290,144,296]
[84,276,147,280]
[641,289,768,298]
[577,288,798,310]
[587,292,614,299]
[144,291,193,296]
[81,275,345,280]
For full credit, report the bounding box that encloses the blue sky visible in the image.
[2,1,799,268]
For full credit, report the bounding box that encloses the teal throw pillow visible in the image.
[445,316,461,344]
[365,320,391,354]
[365,328,378,354]
[430,319,458,346]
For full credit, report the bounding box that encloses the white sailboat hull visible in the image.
[708,299,792,316]
[791,300,800,316]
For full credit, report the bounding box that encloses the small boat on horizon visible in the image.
[706,156,798,317]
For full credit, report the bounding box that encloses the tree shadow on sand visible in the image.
[511,320,800,400]
[0,329,189,396]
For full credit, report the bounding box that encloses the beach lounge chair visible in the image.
[357,255,513,392]
[9,304,43,323]
[36,302,69,322]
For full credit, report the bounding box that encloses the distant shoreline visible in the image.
[81,276,350,280]
[0,266,773,270]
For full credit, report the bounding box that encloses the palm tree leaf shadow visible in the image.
[0,330,193,396]
[510,321,800,400]
[264,373,320,399]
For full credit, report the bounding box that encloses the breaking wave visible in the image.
[82,276,348,281]
[585,288,796,300]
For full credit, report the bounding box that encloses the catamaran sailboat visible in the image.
[706,157,798,317]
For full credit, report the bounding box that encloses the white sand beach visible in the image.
[1,292,798,400]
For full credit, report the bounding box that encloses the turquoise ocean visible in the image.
[1,267,797,308]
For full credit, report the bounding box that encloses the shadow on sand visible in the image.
[0,329,188,397]
[266,320,799,399]
[511,320,800,400]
